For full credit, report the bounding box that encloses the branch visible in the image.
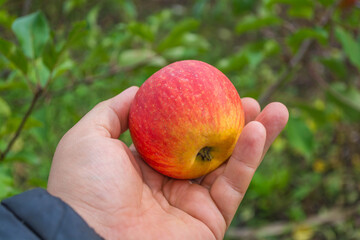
[22,0,32,16]
[226,205,359,239]
[0,87,43,161]
[307,62,360,113]
[52,59,153,97]
[0,57,155,160]
[258,2,339,106]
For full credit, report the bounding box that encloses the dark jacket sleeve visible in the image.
[0,188,103,240]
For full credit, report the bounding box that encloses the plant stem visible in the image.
[307,62,360,112]
[0,87,43,161]
[22,0,32,15]
[258,2,338,106]
[52,58,152,97]
[227,205,359,239]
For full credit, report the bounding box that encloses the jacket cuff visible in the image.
[1,188,102,240]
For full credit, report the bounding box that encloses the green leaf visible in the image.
[0,38,28,74]
[0,165,16,199]
[335,26,360,69]
[181,33,209,50]
[287,6,314,20]
[236,15,282,35]
[119,0,137,21]
[250,167,290,197]
[287,27,328,53]
[162,46,199,61]
[118,49,155,67]
[0,81,25,92]
[52,59,75,79]
[324,173,342,198]
[0,0,7,7]
[0,116,42,138]
[317,0,336,6]
[42,40,60,71]
[157,19,200,52]
[320,57,348,80]
[292,184,314,201]
[6,151,40,165]
[0,38,13,56]
[63,0,86,14]
[148,10,172,31]
[86,6,100,29]
[37,59,50,87]
[128,22,155,42]
[217,40,279,73]
[217,53,248,73]
[43,21,86,71]
[286,116,315,159]
[0,37,15,58]
[231,0,256,15]
[27,59,50,87]
[266,0,313,8]
[292,102,328,126]
[326,83,360,122]
[0,97,11,117]
[192,0,208,18]
[12,11,50,59]
[0,9,16,29]
[64,21,88,50]
[288,204,306,221]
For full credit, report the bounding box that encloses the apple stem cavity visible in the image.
[196,146,213,162]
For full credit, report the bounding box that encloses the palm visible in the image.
[129,146,223,239]
[48,87,288,240]
[94,138,223,239]
[130,147,220,239]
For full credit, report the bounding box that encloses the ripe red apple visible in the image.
[339,0,357,8]
[129,60,245,179]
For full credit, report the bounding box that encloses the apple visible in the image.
[129,60,245,179]
[339,0,357,8]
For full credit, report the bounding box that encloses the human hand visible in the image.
[47,86,288,240]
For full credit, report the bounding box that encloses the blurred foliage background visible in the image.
[1,0,360,239]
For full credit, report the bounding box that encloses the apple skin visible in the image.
[129,60,245,179]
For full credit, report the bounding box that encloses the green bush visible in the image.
[1,0,360,238]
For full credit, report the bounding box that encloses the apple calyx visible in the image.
[196,146,213,161]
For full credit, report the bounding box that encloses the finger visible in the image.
[200,97,260,188]
[163,179,227,239]
[200,163,226,189]
[72,86,139,139]
[241,97,261,124]
[255,102,288,157]
[210,121,266,226]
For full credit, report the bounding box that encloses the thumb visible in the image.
[70,86,139,139]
